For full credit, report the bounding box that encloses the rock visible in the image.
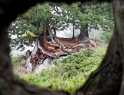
[34,58,55,73]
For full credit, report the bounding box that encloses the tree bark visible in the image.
[0,0,123,95]
[47,26,55,43]
[78,24,89,41]
[72,23,75,39]
[113,1,124,95]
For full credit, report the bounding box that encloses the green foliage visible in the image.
[11,55,21,72]
[18,46,107,93]
[101,31,113,43]
[9,1,114,50]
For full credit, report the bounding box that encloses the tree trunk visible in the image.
[78,24,89,41]
[47,26,55,43]
[113,1,124,95]
[72,23,75,39]
[78,2,89,41]
[0,26,15,94]
[0,0,123,95]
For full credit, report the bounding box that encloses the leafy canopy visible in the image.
[9,1,113,50]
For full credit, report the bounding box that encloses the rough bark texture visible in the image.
[113,1,124,95]
[21,30,97,72]
[0,0,123,95]
[78,24,89,41]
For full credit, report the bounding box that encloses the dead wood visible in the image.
[22,29,99,72]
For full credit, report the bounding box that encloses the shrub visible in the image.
[17,46,107,92]
[11,55,21,71]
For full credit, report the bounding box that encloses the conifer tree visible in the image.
[9,1,113,50]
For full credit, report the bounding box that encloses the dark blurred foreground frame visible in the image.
[0,0,124,95]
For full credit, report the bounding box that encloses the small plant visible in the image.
[11,55,21,70]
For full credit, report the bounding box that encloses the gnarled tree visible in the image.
[0,0,124,95]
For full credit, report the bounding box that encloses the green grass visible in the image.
[12,46,107,93]
[11,55,21,72]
